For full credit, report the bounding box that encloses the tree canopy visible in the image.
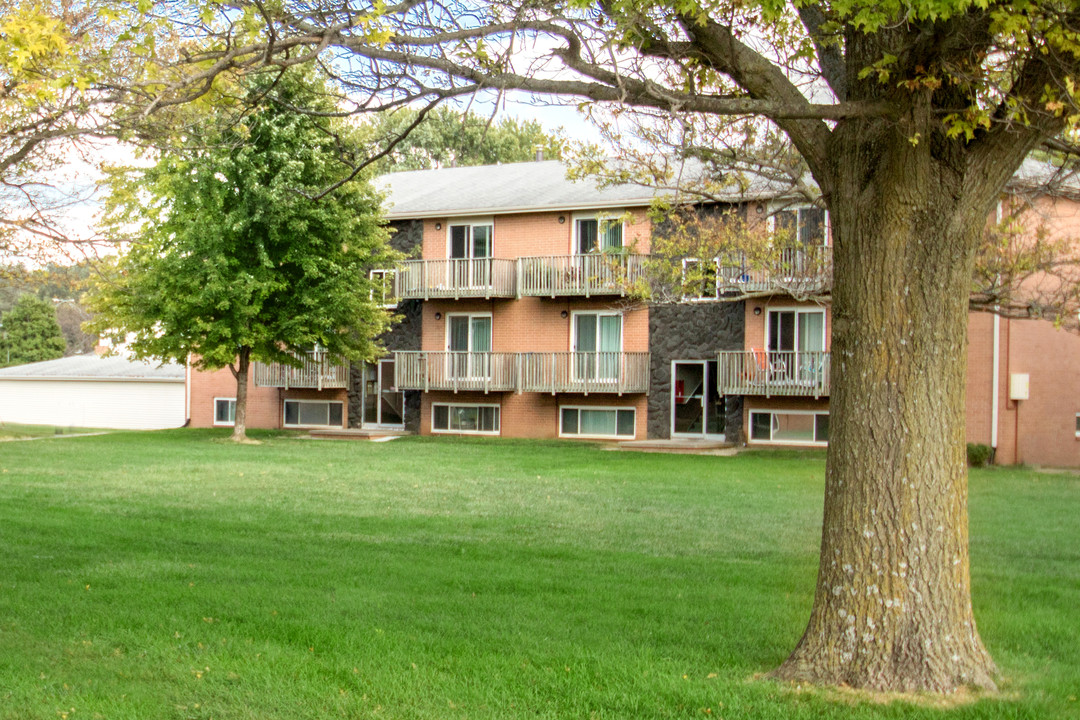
[363,106,565,172]
[86,68,396,440]
[0,294,66,367]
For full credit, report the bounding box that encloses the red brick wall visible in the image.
[420,209,652,260]
[420,299,648,354]
[188,365,348,429]
[742,300,832,352]
[420,390,649,440]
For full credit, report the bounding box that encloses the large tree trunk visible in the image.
[230,347,252,442]
[773,115,1000,692]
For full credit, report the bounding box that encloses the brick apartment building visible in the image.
[187,159,1080,466]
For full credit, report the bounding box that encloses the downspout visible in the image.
[991,313,1000,454]
[185,357,192,427]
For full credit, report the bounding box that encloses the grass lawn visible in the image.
[0,430,1077,719]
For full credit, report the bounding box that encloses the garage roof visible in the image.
[0,355,185,382]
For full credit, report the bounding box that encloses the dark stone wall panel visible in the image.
[648,302,745,440]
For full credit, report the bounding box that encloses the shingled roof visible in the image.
[0,355,185,382]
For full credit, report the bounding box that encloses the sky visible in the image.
[3,91,600,269]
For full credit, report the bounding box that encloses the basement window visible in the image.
[214,398,236,426]
[749,411,828,446]
[559,406,636,439]
[284,400,344,428]
[432,403,500,435]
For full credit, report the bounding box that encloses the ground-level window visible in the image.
[750,411,828,445]
[214,398,236,426]
[284,399,344,428]
[432,403,500,435]
[560,406,636,439]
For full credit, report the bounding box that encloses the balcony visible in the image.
[518,253,647,298]
[520,352,650,395]
[394,351,519,393]
[395,258,516,300]
[715,244,832,295]
[254,352,350,390]
[716,350,830,398]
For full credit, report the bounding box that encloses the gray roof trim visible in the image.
[0,375,185,383]
[383,197,652,220]
[0,355,186,381]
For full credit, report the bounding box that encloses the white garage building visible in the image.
[0,355,186,430]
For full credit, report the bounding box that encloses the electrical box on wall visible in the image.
[1009,373,1030,401]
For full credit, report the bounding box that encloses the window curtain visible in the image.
[580,409,617,435]
[598,315,621,379]
[798,312,825,353]
[601,222,623,250]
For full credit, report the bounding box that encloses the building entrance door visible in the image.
[362,359,404,428]
[672,360,725,439]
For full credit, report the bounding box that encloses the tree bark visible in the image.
[772,112,1000,693]
[230,347,251,442]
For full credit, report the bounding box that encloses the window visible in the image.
[682,257,719,299]
[214,398,236,426]
[447,219,494,288]
[768,308,826,354]
[448,220,493,260]
[773,206,827,246]
[575,215,624,254]
[1075,413,1080,438]
[749,411,829,445]
[369,269,396,307]
[446,313,492,379]
[572,311,622,381]
[560,406,636,439]
[283,399,344,427]
[432,403,500,434]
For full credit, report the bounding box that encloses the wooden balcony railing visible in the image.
[518,253,647,298]
[715,244,832,294]
[395,258,516,300]
[394,351,519,393]
[520,351,650,395]
[253,352,350,390]
[716,350,830,398]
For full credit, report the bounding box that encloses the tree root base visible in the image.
[764,672,1004,709]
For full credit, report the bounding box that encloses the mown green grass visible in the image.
[0,430,1076,719]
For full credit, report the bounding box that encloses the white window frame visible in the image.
[572,211,626,254]
[369,268,397,308]
[445,312,493,351]
[1075,412,1080,438]
[768,204,830,246]
[446,217,495,259]
[569,310,624,384]
[559,405,637,440]
[213,397,236,427]
[748,409,829,446]
[430,402,501,435]
[681,257,720,300]
[282,399,345,428]
[766,306,827,353]
[445,312,494,381]
[569,310,623,353]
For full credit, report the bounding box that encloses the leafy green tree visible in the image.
[0,294,66,367]
[364,106,565,171]
[152,0,1080,692]
[87,68,396,441]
